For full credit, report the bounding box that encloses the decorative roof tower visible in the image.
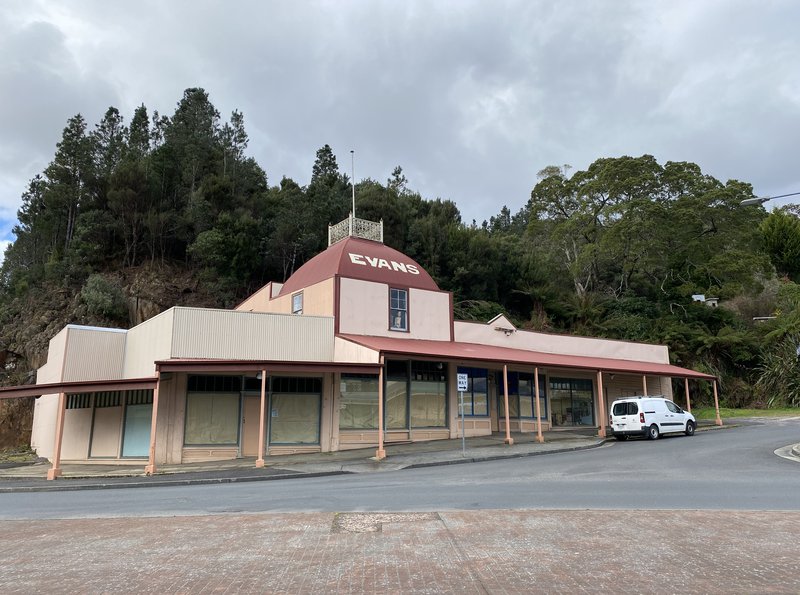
[328,214,384,246]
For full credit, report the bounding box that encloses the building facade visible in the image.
[4,216,718,478]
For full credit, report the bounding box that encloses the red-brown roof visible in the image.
[279,236,439,296]
[338,334,715,380]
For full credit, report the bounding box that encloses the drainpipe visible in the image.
[642,375,648,396]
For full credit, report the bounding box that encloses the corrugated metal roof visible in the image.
[337,334,715,380]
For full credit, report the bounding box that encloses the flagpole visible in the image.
[350,149,356,218]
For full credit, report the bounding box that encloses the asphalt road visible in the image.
[1,418,798,520]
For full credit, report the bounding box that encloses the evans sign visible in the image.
[348,253,420,275]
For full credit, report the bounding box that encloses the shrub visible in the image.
[80,274,128,322]
[756,333,800,407]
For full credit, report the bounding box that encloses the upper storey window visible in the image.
[390,288,408,331]
[292,292,303,315]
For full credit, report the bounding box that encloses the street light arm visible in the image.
[740,197,771,206]
[740,191,800,207]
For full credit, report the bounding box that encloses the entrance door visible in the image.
[121,403,152,457]
[241,396,262,456]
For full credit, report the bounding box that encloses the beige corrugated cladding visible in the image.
[123,309,175,377]
[170,307,335,361]
[63,327,126,382]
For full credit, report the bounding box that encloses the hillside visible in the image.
[1,88,799,448]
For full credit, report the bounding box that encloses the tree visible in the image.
[760,209,800,281]
[43,114,94,255]
[108,160,150,267]
[219,109,248,185]
[128,104,150,159]
[164,88,221,195]
[92,107,127,182]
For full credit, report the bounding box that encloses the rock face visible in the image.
[0,263,224,449]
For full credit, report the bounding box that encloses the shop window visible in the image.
[549,377,594,427]
[410,361,447,427]
[339,374,380,430]
[384,360,448,429]
[187,375,242,393]
[292,292,303,315]
[184,389,240,446]
[269,377,322,445]
[456,367,489,416]
[271,377,322,393]
[498,372,547,419]
[386,360,409,429]
[94,391,122,408]
[389,288,408,331]
[126,390,154,405]
[66,394,92,409]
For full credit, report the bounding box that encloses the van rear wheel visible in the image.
[647,424,660,440]
[685,421,696,436]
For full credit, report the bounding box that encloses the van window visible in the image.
[613,402,638,415]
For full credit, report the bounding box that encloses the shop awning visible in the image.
[337,334,715,380]
[0,377,158,400]
[154,358,380,374]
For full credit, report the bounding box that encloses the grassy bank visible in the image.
[692,407,799,420]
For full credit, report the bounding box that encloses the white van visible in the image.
[610,396,696,440]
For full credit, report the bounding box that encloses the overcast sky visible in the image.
[1,0,799,255]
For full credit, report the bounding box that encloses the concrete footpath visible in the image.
[1,420,784,493]
[0,429,612,492]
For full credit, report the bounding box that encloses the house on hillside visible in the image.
[1,215,719,479]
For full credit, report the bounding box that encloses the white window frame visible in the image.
[292,292,303,315]
[389,287,408,331]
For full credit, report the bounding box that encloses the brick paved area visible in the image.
[1,510,798,594]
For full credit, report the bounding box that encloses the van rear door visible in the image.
[612,401,638,432]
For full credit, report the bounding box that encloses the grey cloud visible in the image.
[1,0,799,236]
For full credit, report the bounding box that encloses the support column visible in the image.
[713,379,723,426]
[46,392,67,480]
[503,364,513,445]
[642,375,648,396]
[375,356,386,460]
[684,377,691,413]
[144,374,161,476]
[533,367,544,443]
[256,370,267,468]
[596,371,606,438]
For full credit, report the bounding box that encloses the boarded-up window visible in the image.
[339,374,380,430]
[184,393,240,445]
[270,393,320,444]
